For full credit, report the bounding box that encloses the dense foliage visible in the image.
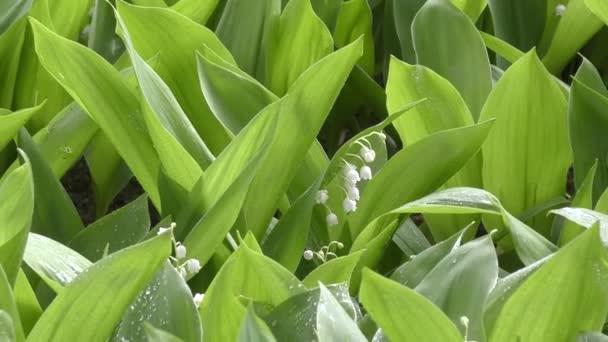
[2,0,608,341]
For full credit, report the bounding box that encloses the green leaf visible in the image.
[0,158,33,286]
[23,233,92,290]
[0,18,26,109]
[0,0,32,35]
[359,269,462,342]
[144,323,184,342]
[12,270,41,335]
[415,236,498,341]
[0,310,16,342]
[479,50,571,237]
[265,0,333,95]
[0,104,44,151]
[200,245,306,341]
[26,231,172,341]
[386,57,480,241]
[334,0,375,74]
[559,161,596,245]
[30,18,163,207]
[578,332,608,342]
[112,263,202,342]
[569,58,608,203]
[449,0,487,21]
[17,129,83,243]
[115,1,234,155]
[586,0,608,24]
[302,251,363,288]
[392,218,432,256]
[310,0,342,30]
[68,195,150,262]
[0,266,24,342]
[215,0,280,78]
[316,283,366,342]
[238,305,277,342]
[480,32,525,64]
[490,225,608,341]
[348,121,493,239]
[393,0,426,63]
[542,0,603,74]
[412,0,492,119]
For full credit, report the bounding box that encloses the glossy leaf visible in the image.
[238,306,277,342]
[559,161,596,245]
[26,231,172,341]
[302,251,363,288]
[0,266,24,342]
[0,104,43,151]
[316,283,366,342]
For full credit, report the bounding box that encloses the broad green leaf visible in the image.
[116,3,213,173]
[479,50,571,237]
[487,0,545,67]
[310,0,342,30]
[391,228,465,288]
[26,231,172,341]
[392,218,431,256]
[484,257,548,334]
[415,236,498,341]
[542,0,603,74]
[112,263,202,342]
[0,19,26,108]
[569,58,608,203]
[87,0,123,63]
[12,270,41,335]
[490,225,608,342]
[17,129,83,243]
[115,1,234,155]
[23,233,92,290]
[265,0,333,95]
[550,207,608,239]
[316,283,366,342]
[480,32,525,64]
[302,251,363,288]
[0,159,33,286]
[262,284,358,341]
[449,0,487,21]
[0,267,24,342]
[393,0,426,64]
[586,0,608,24]
[171,0,219,24]
[334,0,375,74]
[0,104,44,151]
[215,0,280,78]
[559,161,596,245]
[578,332,608,342]
[412,0,492,119]
[30,18,163,206]
[360,269,462,342]
[144,324,184,342]
[69,195,150,262]
[386,57,480,241]
[0,0,32,35]
[0,311,15,342]
[239,306,277,342]
[348,120,493,238]
[200,245,306,341]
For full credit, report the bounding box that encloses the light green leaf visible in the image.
[23,233,92,290]
[30,18,163,207]
[302,251,363,288]
[586,0,608,23]
[26,231,172,341]
[559,161,596,245]
[0,159,33,286]
[0,0,32,35]
[0,18,26,108]
[144,323,184,342]
[542,0,603,74]
[393,0,426,64]
[112,263,202,342]
[449,0,487,21]
[68,195,150,262]
[490,225,608,342]
[0,310,16,342]
[480,50,571,237]
[12,270,41,335]
[480,32,525,64]
[0,104,44,151]
[578,332,608,342]
[316,283,366,342]
[334,0,375,74]
[0,266,24,342]
[200,245,306,341]
[215,0,280,78]
[360,269,462,342]
[412,0,492,119]
[238,306,277,342]
[265,0,333,95]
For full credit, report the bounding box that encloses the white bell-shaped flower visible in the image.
[343,198,357,213]
[555,3,566,16]
[186,259,202,273]
[316,189,329,204]
[176,244,187,259]
[343,164,360,183]
[303,250,314,260]
[347,185,360,201]
[360,146,376,163]
[360,165,372,180]
[326,212,339,226]
[193,293,204,307]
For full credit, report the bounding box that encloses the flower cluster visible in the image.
[314,131,385,228]
[303,241,344,263]
[159,222,202,280]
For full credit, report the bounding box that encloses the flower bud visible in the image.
[303,250,314,260]
[176,245,187,259]
[360,166,372,180]
[186,259,202,274]
[343,198,357,213]
[316,190,329,204]
[326,213,339,226]
[193,293,204,307]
